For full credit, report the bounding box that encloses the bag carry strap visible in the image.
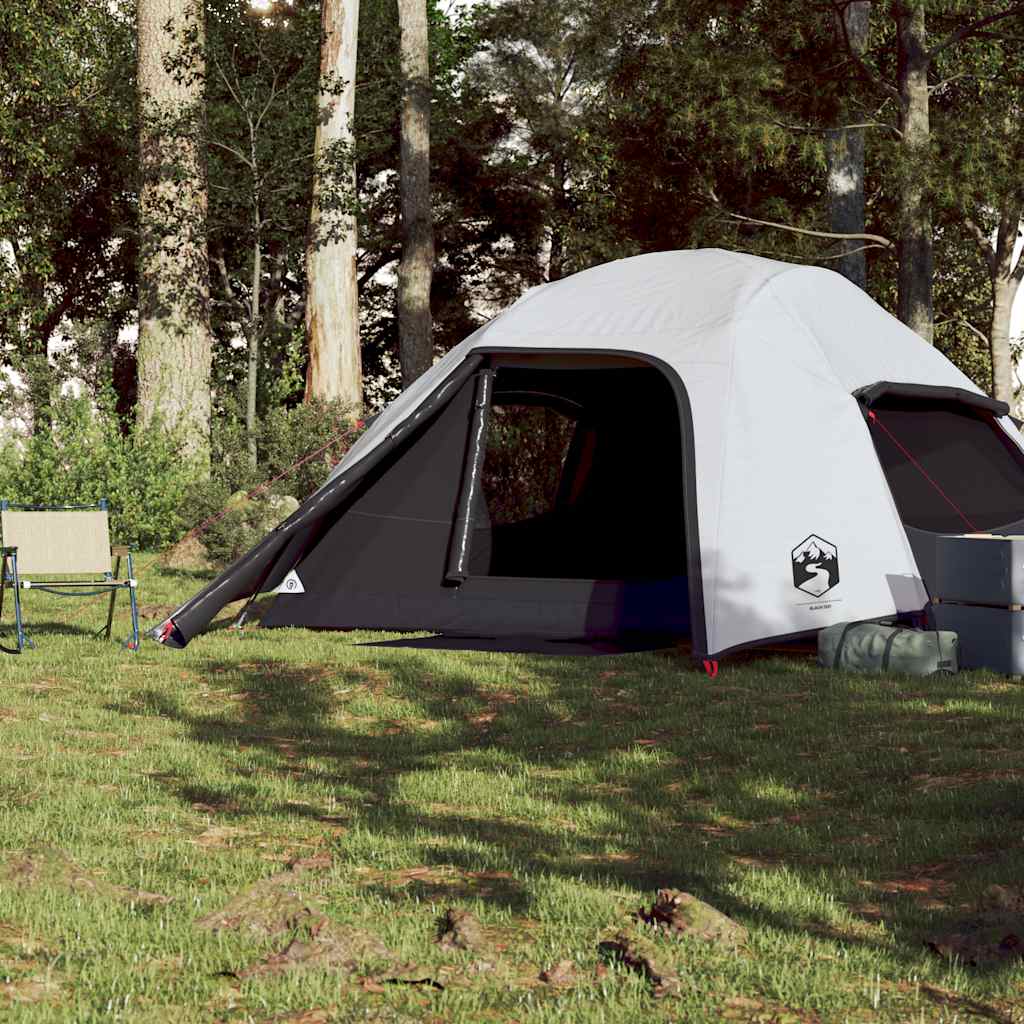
[833,622,859,669]
[881,627,902,670]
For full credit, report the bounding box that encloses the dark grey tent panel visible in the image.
[864,390,1024,600]
[156,354,486,647]
[866,394,1024,533]
[262,359,691,639]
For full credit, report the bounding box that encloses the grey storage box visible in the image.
[819,621,958,675]
[934,534,1024,607]
[931,603,1024,675]
[931,534,1024,674]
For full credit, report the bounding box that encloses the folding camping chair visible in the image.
[0,500,140,653]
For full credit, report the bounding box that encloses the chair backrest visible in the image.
[1,506,112,576]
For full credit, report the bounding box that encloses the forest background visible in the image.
[1,0,1023,555]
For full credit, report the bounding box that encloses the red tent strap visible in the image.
[867,410,978,533]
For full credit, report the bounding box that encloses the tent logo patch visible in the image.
[791,535,839,598]
[273,570,305,595]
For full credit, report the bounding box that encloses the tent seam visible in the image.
[706,321,743,650]
[760,269,845,389]
[704,264,795,648]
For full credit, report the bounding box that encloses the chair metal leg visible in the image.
[126,551,140,651]
[11,552,26,653]
[0,555,11,655]
[105,556,121,641]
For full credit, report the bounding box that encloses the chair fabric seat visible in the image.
[0,510,112,575]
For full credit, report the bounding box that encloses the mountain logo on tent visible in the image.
[791,534,839,598]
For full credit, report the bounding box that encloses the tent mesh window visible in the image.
[469,364,687,580]
[867,395,1024,532]
[482,404,577,527]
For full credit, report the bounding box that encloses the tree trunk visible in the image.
[893,1,933,342]
[136,0,213,462]
[547,156,568,282]
[827,1,870,290]
[247,228,262,469]
[990,208,1023,407]
[305,0,362,413]
[396,0,434,387]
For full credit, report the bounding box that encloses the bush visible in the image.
[0,391,198,549]
[0,391,361,562]
[183,398,362,564]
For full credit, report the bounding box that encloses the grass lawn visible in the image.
[0,556,1022,1022]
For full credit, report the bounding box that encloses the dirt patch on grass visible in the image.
[191,824,258,849]
[720,995,820,1023]
[0,974,64,1006]
[137,604,176,621]
[356,864,522,904]
[236,919,396,980]
[917,982,1021,1023]
[538,958,579,988]
[437,909,485,951]
[4,846,168,906]
[912,769,1022,791]
[925,884,1024,968]
[0,922,51,958]
[196,858,333,937]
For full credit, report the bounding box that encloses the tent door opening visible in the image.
[445,355,691,638]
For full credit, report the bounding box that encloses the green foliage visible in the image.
[483,404,576,525]
[0,0,136,412]
[185,398,362,564]
[0,391,197,549]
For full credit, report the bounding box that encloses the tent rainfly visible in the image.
[154,249,1024,658]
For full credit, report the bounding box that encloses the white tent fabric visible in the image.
[321,248,1020,655]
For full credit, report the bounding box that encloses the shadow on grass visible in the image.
[101,642,1024,975]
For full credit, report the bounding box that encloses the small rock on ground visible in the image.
[437,908,485,950]
[925,882,1024,967]
[539,959,579,987]
[638,889,747,950]
[598,929,682,998]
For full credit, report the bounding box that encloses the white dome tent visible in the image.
[156,249,1024,658]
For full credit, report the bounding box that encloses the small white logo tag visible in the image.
[272,569,305,595]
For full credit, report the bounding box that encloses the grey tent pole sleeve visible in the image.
[445,368,495,585]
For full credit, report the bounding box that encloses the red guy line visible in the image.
[172,421,363,548]
[867,409,978,532]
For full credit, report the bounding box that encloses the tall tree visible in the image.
[396,0,435,385]
[0,0,136,429]
[136,0,214,460]
[892,1,933,340]
[828,1,872,289]
[198,0,324,465]
[471,0,625,283]
[832,0,1024,342]
[939,40,1024,404]
[967,210,1024,403]
[305,0,362,413]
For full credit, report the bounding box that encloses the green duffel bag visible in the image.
[818,621,958,675]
